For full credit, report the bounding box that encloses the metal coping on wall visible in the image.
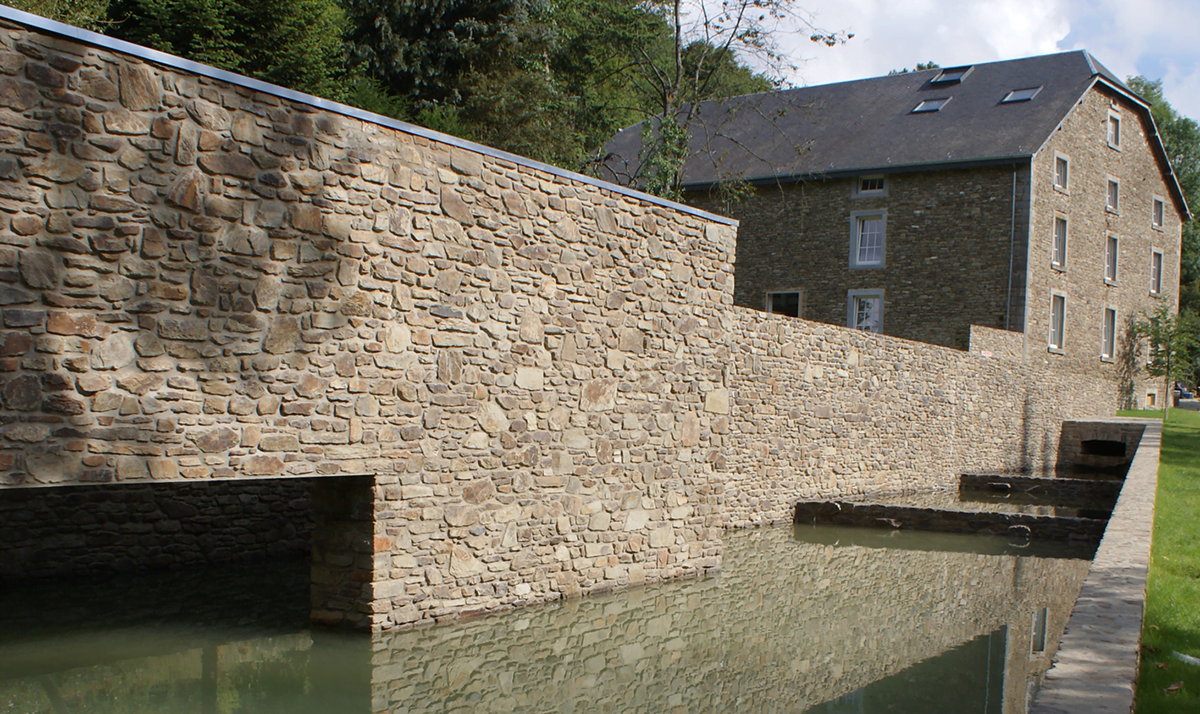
[0,4,738,228]
[2,472,376,490]
[680,155,1034,191]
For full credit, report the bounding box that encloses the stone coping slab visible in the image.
[1031,418,1162,714]
[792,500,1108,542]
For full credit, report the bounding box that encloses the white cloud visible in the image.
[770,0,1200,117]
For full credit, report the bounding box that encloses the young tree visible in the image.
[1136,303,1198,417]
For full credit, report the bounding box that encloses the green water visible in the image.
[0,525,1089,713]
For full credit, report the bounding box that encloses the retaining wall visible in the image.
[0,9,1127,630]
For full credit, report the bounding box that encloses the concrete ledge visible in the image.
[1031,418,1162,714]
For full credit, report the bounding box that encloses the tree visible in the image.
[104,0,348,101]
[342,0,798,172]
[1135,303,1198,417]
[888,61,939,76]
[9,0,111,30]
[623,0,850,199]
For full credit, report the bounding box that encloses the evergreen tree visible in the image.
[105,0,347,100]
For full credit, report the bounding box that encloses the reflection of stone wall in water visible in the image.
[369,528,1090,713]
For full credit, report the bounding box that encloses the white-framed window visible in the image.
[847,290,884,333]
[766,290,801,318]
[1106,178,1120,213]
[1151,249,1163,295]
[1054,154,1069,192]
[1105,235,1119,283]
[1032,607,1049,654]
[1153,197,1165,229]
[1107,110,1121,149]
[852,175,887,198]
[1052,216,1068,269]
[1049,293,1066,351]
[1102,307,1117,360]
[849,210,887,268]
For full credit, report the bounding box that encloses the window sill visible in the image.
[849,263,885,270]
[1101,356,1115,364]
[1104,278,1118,287]
[1048,346,1065,355]
[852,192,887,200]
[1105,207,1120,215]
[1108,142,1122,151]
[1051,263,1067,273]
[1053,185,1069,196]
[1152,224,1164,232]
[1151,290,1166,299]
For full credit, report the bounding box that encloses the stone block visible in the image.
[704,388,730,414]
[580,379,617,412]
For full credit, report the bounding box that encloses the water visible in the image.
[0,525,1089,714]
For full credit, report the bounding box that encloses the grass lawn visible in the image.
[1133,407,1200,712]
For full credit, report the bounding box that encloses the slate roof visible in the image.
[602,51,1187,216]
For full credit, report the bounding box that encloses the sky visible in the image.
[773,0,1200,118]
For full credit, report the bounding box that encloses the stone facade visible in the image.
[0,13,1130,631]
[696,165,1032,351]
[1026,87,1183,409]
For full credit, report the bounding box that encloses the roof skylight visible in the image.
[1002,86,1043,103]
[931,66,973,84]
[912,98,951,113]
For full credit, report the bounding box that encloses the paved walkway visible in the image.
[1031,419,1161,714]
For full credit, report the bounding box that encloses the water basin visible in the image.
[0,525,1090,713]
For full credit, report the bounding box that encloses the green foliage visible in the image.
[1136,408,1200,712]
[1135,303,1199,417]
[104,0,347,100]
[9,0,111,30]
[11,0,109,29]
[341,0,784,174]
[888,61,939,76]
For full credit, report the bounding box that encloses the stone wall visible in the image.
[723,311,1118,526]
[969,323,1026,361]
[0,13,735,628]
[0,11,1129,631]
[0,476,312,581]
[691,164,1032,351]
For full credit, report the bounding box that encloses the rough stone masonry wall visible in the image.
[723,311,1119,526]
[1026,86,1182,407]
[691,164,1031,351]
[0,15,736,629]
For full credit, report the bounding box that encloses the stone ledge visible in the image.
[1031,418,1161,714]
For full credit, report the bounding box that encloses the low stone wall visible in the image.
[1031,418,1161,713]
[723,312,1118,527]
[0,477,312,582]
[1055,420,1146,477]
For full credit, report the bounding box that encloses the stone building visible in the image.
[604,52,1189,406]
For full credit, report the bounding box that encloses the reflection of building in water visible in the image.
[0,527,1088,714]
